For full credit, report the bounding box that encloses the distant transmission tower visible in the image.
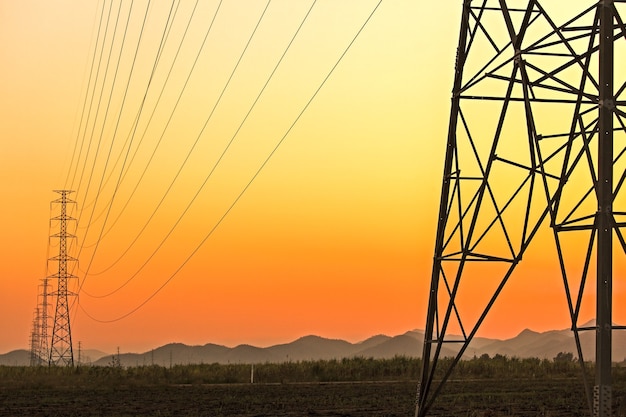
[416,2,625,417]
[48,190,77,366]
[29,308,42,366]
[38,276,51,364]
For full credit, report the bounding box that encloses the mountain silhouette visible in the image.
[4,324,626,366]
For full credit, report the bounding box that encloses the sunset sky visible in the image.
[0,0,606,354]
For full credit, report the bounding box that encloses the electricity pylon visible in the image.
[48,190,78,366]
[38,276,51,365]
[416,1,625,416]
[29,308,42,366]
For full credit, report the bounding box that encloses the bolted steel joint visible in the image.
[599,99,615,110]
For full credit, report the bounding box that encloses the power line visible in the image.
[77,0,223,294]
[77,0,182,224]
[72,0,122,202]
[65,0,117,265]
[74,1,159,289]
[86,0,316,291]
[65,0,109,191]
[73,0,140,274]
[77,0,199,245]
[82,0,271,285]
[79,0,383,323]
[68,2,181,278]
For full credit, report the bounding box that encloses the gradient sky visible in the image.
[0,0,603,354]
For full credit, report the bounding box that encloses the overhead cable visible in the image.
[79,0,384,322]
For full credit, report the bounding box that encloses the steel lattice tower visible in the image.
[48,190,77,367]
[416,1,625,416]
[29,308,42,366]
[38,276,51,365]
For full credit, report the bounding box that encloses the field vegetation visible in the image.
[2,354,626,416]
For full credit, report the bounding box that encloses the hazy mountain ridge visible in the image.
[0,350,30,366]
[3,326,626,367]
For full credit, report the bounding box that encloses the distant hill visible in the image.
[94,327,613,367]
[0,348,109,366]
[0,350,30,366]
[467,321,626,361]
[79,349,110,364]
[5,325,626,366]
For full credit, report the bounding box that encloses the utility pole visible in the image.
[49,190,77,367]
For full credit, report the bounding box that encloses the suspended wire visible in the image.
[91,1,154,203]
[44,205,55,276]
[78,0,182,222]
[71,2,127,266]
[75,0,203,218]
[77,0,222,291]
[70,2,134,277]
[79,0,384,323]
[73,1,139,269]
[79,0,207,246]
[78,0,187,282]
[72,0,119,199]
[74,1,156,280]
[77,0,139,216]
[65,1,113,260]
[82,0,271,281]
[65,0,109,191]
[66,0,149,326]
[86,0,316,292]
[64,0,107,191]
[74,1,206,236]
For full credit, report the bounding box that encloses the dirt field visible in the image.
[1,378,620,416]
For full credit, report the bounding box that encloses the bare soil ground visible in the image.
[0,378,623,416]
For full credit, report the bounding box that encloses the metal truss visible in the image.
[29,308,42,366]
[49,190,78,367]
[416,1,626,416]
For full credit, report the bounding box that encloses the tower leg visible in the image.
[416,1,623,415]
[595,1,614,416]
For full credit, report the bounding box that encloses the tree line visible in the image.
[2,353,622,389]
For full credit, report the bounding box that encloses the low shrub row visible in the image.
[0,354,612,389]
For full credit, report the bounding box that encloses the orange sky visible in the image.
[0,0,612,354]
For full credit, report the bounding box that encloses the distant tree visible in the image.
[107,355,121,368]
[553,352,574,363]
[107,347,122,369]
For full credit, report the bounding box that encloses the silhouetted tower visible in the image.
[29,308,42,366]
[37,277,51,364]
[416,2,625,417]
[48,190,77,366]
